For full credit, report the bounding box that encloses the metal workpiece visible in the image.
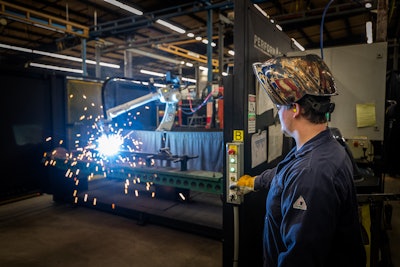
[44,153,223,195]
[118,148,199,171]
[113,166,223,195]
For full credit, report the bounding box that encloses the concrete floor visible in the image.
[0,194,222,267]
[0,175,399,267]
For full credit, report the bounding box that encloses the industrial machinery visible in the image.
[45,72,225,238]
[103,76,181,131]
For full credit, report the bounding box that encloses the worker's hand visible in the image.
[230,175,256,193]
[237,175,255,188]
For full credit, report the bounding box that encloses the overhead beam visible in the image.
[127,47,182,65]
[0,0,89,38]
[273,4,368,28]
[90,1,233,38]
[154,44,219,67]
[100,28,208,54]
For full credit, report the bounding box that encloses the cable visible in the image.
[320,0,334,59]
[233,205,239,267]
[180,87,218,115]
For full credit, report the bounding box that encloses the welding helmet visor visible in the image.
[252,54,337,106]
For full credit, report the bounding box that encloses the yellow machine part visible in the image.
[360,203,371,267]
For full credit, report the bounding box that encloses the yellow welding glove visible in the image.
[236,175,256,190]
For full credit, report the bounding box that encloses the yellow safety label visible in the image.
[233,130,244,142]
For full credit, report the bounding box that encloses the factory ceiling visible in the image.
[0,0,399,81]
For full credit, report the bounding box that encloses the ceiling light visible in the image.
[182,77,196,83]
[291,38,305,51]
[0,43,120,69]
[0,18,7,26]
[156,19,186,34]
[103,0,143,15]
[0,43,31,53]
[98,62,121,68]
[153,83,166,87]
[253,4,269,18]
[200,39,215,47]
[187,51,200,58]
[228,50,235,56]
[33,50,82,62]
[132,76,196,85]
[275,24,282,31]
[29,62,83,74]
[187,33,195,38]
[366,21,373,44]
[140,69,166,77]
[365,2,372,8]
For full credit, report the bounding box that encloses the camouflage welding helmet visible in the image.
[252,54,337,106]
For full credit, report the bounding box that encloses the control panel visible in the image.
[346,136,373,161]
[226,142,244,204]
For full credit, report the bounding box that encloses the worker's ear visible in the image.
[292,103,299,115]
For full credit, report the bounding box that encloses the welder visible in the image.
[236,54,366,267]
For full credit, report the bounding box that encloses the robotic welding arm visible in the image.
[103,77,181,131]
[106,91,160,120]
[154,86,181,131]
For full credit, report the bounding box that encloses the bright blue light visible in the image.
[96,134,123,156]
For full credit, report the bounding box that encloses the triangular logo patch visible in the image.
[293,195,307,211]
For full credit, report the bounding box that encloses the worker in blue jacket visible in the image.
[236,54,366,267]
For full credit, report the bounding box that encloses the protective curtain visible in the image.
[127,130,164,154]
[165,131,224,172]
[126,130,223,172]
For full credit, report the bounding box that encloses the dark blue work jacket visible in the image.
[255,129,366,267]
